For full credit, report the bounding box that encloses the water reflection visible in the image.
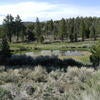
[40,50,83,56]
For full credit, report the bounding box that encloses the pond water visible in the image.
[44,50,83,56]
[25,50,84,57]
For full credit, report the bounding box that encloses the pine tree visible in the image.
[35,17,42,43]
[80,19,85,41]
[3,14,14,42]
[15,15,22,41]
[69,18,74,42]
[1,36,11,57]
[59,18,66,41]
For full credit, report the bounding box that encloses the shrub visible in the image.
[0,36,11,65]
[40,36,44,43]
[90,41,100,68]
[0,69,21,83]
[0,36,11,58]
[0,88,12,100]
[27,65,47,82]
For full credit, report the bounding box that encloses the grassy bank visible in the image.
[9,41,96,65]
[10,40,97,54]
[59,51,91,65]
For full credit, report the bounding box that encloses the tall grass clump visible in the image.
[27,65,47,82]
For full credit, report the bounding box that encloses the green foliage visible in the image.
[1,36,11,57]
[15,15,22,41]
[90,41,100,67]
[3,14,14,42]
[3,14,25,42]
[39,36,44,43]
[90,20,96,40]
[2,15,100,43]
[0,26,5,38]
[0,88,12,100]
[35,17,42,42]
[59,18,66,40]
[80,19,85,41]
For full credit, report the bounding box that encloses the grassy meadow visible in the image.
[10,40,96,53]
[9,40,97,65]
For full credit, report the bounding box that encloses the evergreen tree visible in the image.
[0,26,4,38]
[1,36,11,57]
[15,15,22,41]
[59,18,66,41]
[84,17,91,38]
[80,19,85,41]
[35,17,42,43]
[90,23,96,40]
[74,17,80,42]
[53,22,59,40]
[69,18,74,42]
[3,14,14,42]
[21,23,26,42]
[48,19,54,32]
[26,23,35,42]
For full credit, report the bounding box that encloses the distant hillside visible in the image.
[23,21,34,26]
[0,22,34,27]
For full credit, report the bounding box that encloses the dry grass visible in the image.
[59,51,91,64]
[0,66,100,100]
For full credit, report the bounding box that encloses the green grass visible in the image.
[10,40,97,53]
[59,52,91,65]
[9,41,96,64]
[8,40,99,64]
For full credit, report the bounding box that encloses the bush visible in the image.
[90,41,100,68]
[0,70,20,83]
[0,66,99,99]
[27,65,47,82]
[0,88,12,100]
[40,36,44,43]
[0,36,11,58]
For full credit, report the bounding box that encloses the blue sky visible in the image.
[0,0,100,24]
[1,0,100,6]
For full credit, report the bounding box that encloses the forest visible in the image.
[0,14,100,43]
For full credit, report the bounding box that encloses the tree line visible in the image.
[0,14,100,43]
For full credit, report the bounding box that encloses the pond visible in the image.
[25,50,84,57]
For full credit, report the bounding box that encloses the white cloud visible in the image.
[0,1,100,24]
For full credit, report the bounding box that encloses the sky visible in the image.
[0,0,100,24]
